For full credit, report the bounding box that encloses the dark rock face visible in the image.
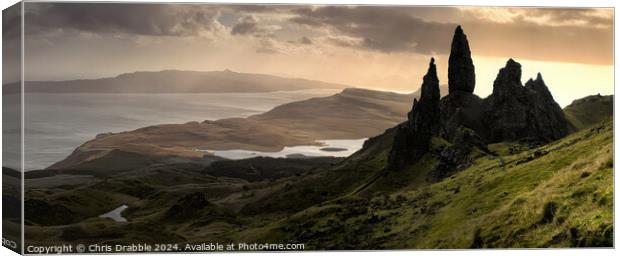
[524,73,572,140]
[428,126,485,182]
[387,26,569,173]
[387,58,441,170]
[490,58,523,98]
[440,92,485,141]
[482,59,570,143]
[448,26,475,94]
[525,73,553,100]
[441,26,484,141]
[427,145,473,182]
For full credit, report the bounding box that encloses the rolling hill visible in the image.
[5,69,347,94]
[47,88,424,171]
[563,94,613,130]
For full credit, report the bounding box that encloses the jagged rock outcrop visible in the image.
[387,58,440,171]
[428,124,486,182]
[387,26,569,173]
[525,73,553,100]
[524,73,572,138]
[448,26,475,94]
[482,59,570,143]
[427,144,473,182]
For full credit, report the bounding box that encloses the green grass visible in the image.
[231,119,613,249]
[563,94,612,130]
[24,119,613,249]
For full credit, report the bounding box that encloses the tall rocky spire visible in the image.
[448,26,475,94]
[387,58,441,171]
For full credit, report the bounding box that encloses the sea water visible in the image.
[9,89,339,170]
[200,138,367,160]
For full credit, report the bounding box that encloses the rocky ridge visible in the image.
[388,26,571,172]
[482,60,570,143]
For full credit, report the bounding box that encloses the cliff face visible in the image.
[387,58,440,171]
[388,26,571,171]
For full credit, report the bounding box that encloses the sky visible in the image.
[3,3,614,106]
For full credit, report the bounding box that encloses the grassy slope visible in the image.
[24,118,613,249]
[563,94,613,130]
[229,119,613,248]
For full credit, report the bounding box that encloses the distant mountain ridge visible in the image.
[6,69,347,94]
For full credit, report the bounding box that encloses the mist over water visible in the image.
[17,89,340,170]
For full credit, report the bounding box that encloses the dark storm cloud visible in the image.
[291,6,457,54]
[230,14,281,38]
[3,3,22,84]
[231,15,259,35]
[2,3,22,40]
[288,6,613,65]
[225,4,294,13]
[511,8,613,27]
[20,3,613,65]
[24,3,222,37]
[287,36,313,45]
